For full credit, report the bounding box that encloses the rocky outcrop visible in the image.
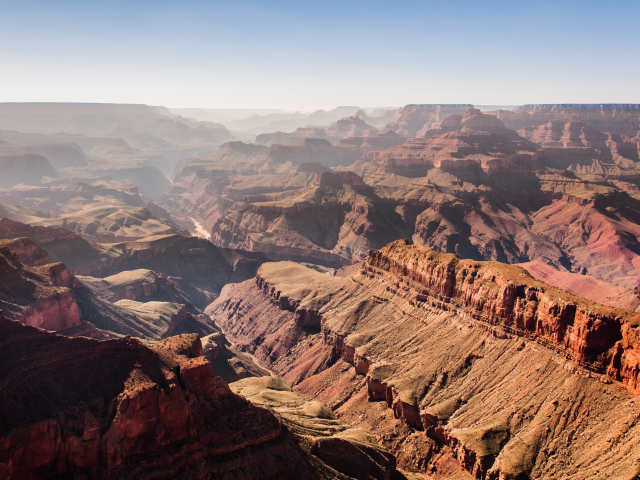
[0,245,103,338]
[326,116,378,138]
[352,108,541,181]
[383,104,473,137]
[492,104,640,134]
[266,138,362,168]
[364,240,640,385]
[210,171,405,266]
[0,315,399,479]
[78,268,200,311]
[208,241,640,479]
[0,236,52,266]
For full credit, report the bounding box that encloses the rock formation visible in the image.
[207,240,640,479]
[255,127,335,146]
[0,245,103,338]
[518,260,640,312]
[0,219,268,309]
[492,104,640,134]
[0,314,400,479]
[0,143,88,168]
[336,130,407,154]
[209,170,405,266]
[383,104,473,137]
[326,116,378,138]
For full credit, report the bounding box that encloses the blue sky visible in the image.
[1,0,638,109]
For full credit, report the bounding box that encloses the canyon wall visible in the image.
[0,315,398,479]
[208,241,640,479]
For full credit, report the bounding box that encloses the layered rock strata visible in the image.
[208,240,640,479]
[0,220,268,311]
[0,245,102,338]
[0,315,399,479]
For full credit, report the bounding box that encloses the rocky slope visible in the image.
[0,236,218,341]
[209,170,405,266]
[0,244,103,338]
[0,220,267,305]
[383,104,473,137]
[336,130,407,154]
[326,116,378,138]
[0,180,187,242]
[518,260,640,312]
[0,316,400,479]
[208,240,640,479]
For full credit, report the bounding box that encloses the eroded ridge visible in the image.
[209,241,640,479]
[365,240,640,391]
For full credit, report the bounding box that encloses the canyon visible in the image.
[2,102,640,478]
[208,240,640,479]
[0,316,399,479]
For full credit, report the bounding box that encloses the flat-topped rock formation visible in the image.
[207,240,640,479]
[352,108,541,181]
[0,315,400,479]
[78,268,195,308]
[492,104,640,134]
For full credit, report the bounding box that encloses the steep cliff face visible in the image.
[0,316,399,480]
[0,246,98,336]
[208,241,640,479]
[0,237,52,266]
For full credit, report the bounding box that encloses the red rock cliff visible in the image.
[364,240,640,390]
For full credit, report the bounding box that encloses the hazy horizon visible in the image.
[2,0,639,109]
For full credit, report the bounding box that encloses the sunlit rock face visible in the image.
[208,240,640,479]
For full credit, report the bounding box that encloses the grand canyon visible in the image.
[1,100,640,479]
